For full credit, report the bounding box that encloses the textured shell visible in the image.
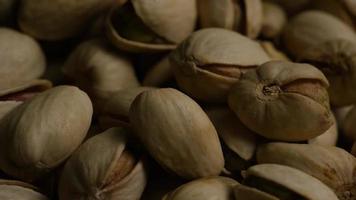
[0,28,45,93]
[170,28,270,102]
[18,0,114,40]
[197,0,237,29]
[245,164,339,200]
[228,61,332,141]
[205,106,256,161]
[58,128,148,200]
[261,2,287,39]
[257,143,356,196]
[0,86,93,181]
[63,39,139,106]
[308,113,338,146]
[163,177,238,200]
[129,88,224,179]
[132,0,196,43]
[0,179,48,200]
[234,184,279,200]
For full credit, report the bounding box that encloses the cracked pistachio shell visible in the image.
[59,128,148,200]
[228,60,333,141]
[99,86,154,128]
[205,106,256,173]
[0,86,93,181]
[18,0,114,40]
[163,177,238,200]
[63,39,139,108]
[257,143,356,200]
[341,106,356,140]
[308,113,338,146]
[0,28,45,92]
[238,164,339,200]
[283,11,356,106]
[259,41,290,61]
[261,2,287,39]
[143,55,174,87]
[0,179,48,200]
[106,0,197,53]
[170,28,270,102]
[129,88,224,179]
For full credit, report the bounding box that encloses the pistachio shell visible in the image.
[163,177,238,200]
[234,184,279,200]
[197,0,238,29]
[261,2,287,39]
[244,0,263,38]
[228,60,333,141]
[143,56,174,87]
[99,86,154,128]
[106,0,196,53]
[0,86,93,181]
[0,179,48,200]
[0,28,45,92]
[129,88,224,179]
[205,106,256,172]
[257,143,356,199]
[283,11,356,106]
[0,79,52,100]
[18,0,114,40]
[242,164,339,200]
[259,41,290,61]
[308,113,338,146]
[170,28,270,102]
[0,101,22,121]
[58,128,147,200]
[341,106,356,140]
[63,39,139,109]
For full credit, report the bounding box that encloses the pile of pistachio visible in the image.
[1,0,356,199]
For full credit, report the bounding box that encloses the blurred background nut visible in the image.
[283,11,356,106]
[0,179,48,200]
[0,86,93,182]
[257,143,356,200]
[129,88,224,179]
[163,176,238,200]
[170,28,270,102]
[261,2,287,39]
[62,39,139,112]
[228,60,333,141]
[106,0,197,53]
[58,127,148,200]
[234,164,339,200]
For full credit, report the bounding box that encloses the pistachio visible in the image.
[205,106,256,173]
[257,143,356,200]
[170,28,270,102]
[234,164,339,200]
[163,177,239,200]
[129,88,224,179]
[58,127,147,200]
[259,41,290,61]
[0,101,21,121]
[228,60,333,141]
[261,2,287,39]
[63,39,139,111]
[0,86,93,181]
[283,11,356,106]
[142,55,174,87]
[99,86,154,128]
[0,179,48,200]
[106,0,197,53]
[308,113,338,146]
[18,0,114,40]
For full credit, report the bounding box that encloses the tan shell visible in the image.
[106,0,196,53]
[58,128,148,200]
[257,143,356,200]
[241,164,339,200]
[99,86,154,128]
[63,39,139,110]
[0,79,52,99]
[259,41,290,61]
[0,86,93,181]
[308,113,338,146]
[18,0,114,40]
[0,179,48,200]
[283,11,356,106]
[205,106,256,172]
[143,55,174,87]
[228,60,333,141]
[234,184,279,200]
[261,2,287,39]
[244,0,263,39]
[129,88,224,179]
[341,106,356,140]
[163,177,238,200]
[0,28,46,93]
[0,101,22,121]
[170,28,270,102]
